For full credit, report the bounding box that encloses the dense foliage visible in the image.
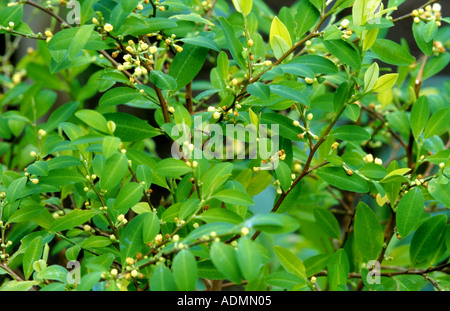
[0,0,449,291]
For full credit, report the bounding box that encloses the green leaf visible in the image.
[100,153,129,191]
[396,188,425,239]
[323,39,361,70]
[170,13,214,26]
[150,265,176,291]
[38,265,68,283]
[423,53,450,80]
[45,102,78,131]
[99,87,142,107]
[410,96,430,140]
[265,271,305,290]
[269,84,310,106]
[331,125,370,141]
[236,238,261,282]
[197,208,244,225]
[275,161,291,191]
[313,208,341,240]
[82,236,112,248]
[241,0,253,16]
[0,281,37,291]
[317,166,369,193]
[246,214,299,234]
[410,215,447,266]
[372,74,398,92]
[294,0,320,38]
[51,210,97,232]
[179,36,219,52]
[75,109,109,133]
[212,189,254,206]
[23,236,44,279]
[172,250,198,291]
[102,136,120,159]
[304,254,330,277]
[287,55,338,75]
[352,0,367,26]
[6,177,27,203]
[327,249,349,291]
[8,204,44,224]
[121,0,140,13]
[142,212,160,243]
[358,163,387,180]
[210,242,242,284]
[119,213,147,264]
[334,82,349,113]
[112,182,143,216]
[354,202,383,261]
[273,246,306,281]
[154,158,191,178]
[40,169,86,186]
[271,35,291,60]
[413,22,433,56]
[422,20,438,43]
[371,39,415,66]
[0,4,23,27]
[218,16,246,70]
[364,62,379,92]
[26,161,49,177]
[104,112,160,142]
[428,179,450,208]
[149,70,177,91]
[270,16,292,48]
[169,44,208,92]
[423,107,450,140]
[247,82,271,100]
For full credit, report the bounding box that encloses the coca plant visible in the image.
[0,0,449,291]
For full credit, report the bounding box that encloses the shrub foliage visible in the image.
[0,0,449,291]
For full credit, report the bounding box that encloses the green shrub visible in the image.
[0,0,449,291]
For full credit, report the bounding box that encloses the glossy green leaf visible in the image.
[313,208,341,240]
[210,242,242,284]
[197,208,243,224]
[100,153,129,191]
[331,125,370,141]
[410,96,429,140]
[23,236,45,279]
[169,44,208,92]
[428,179,450,208]
[104,112,160,142]
[172,250,198,291]
[151,265,176,291]
[396,188,424,239]
[316,167,369,193]
[112,182,143,216]
[154,158,191,178]
[75,109,109,133]
[236,238,261,282]
[218,16,246,70]
[354,202,383,261]
[423,107,450,140]
[410,215,447,266]
[295,0,320,38]
[327,249,349,291]
[99,87,142,107]
[371,39,415,66]
[273,246,306,280]
[51,210,97,232]
[212,189,254,206]
[323,39,361,70]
